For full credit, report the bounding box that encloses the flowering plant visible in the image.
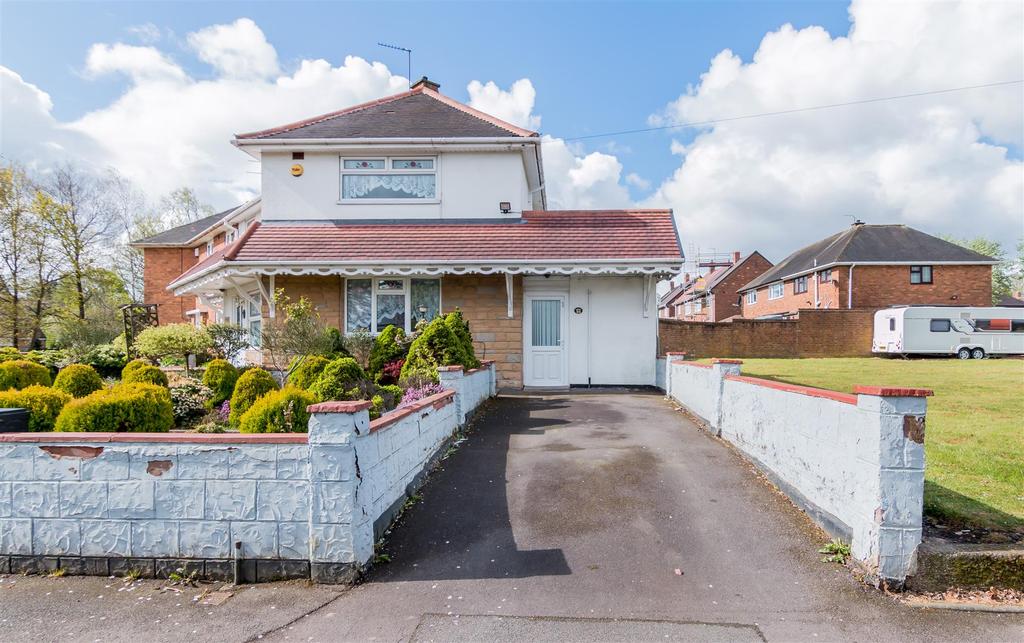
[399,382,446,408]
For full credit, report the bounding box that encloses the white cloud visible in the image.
[625,172,651,191]
[84,43,186,82]
[644,0,1024,261]
[187,18,279,80]
[126,23,162,44]
[466,78,541,131]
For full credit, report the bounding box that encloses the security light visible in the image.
[499,201,511,214]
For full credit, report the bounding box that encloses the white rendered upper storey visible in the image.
[232,77,545,221]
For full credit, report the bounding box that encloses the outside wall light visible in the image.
[499,201,511,214]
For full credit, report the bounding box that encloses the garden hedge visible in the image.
[308,357,367,402]
[238,386,315,433]
[202,359,239,406]
[287,355,330,390]
[228,368,280,425]
[0,359,52,391]
[0,385,72,432]
[52,364,104,398]
[55,383,174,433]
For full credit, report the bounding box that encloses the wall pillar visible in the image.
[437,366,466,425]
[664,352,686,399]
[852,386,931,588]
[709,359,743,435]
[306,400,374,583]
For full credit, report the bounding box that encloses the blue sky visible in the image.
[1,1,1020,262]
[1,0,853,199]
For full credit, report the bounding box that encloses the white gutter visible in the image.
[234,136,540,148]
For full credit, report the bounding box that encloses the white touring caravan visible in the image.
[873,306,1024,358]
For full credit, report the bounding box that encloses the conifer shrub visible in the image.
[0,385,71,431]
[0,360,52,391]
[399,314,479,382]
[52,364,104,398]
[308,357,367,402]
[228,368,280,425]
[121,362,169,387]
[287,355,330,390]
[202,359,238,407]
[238,386,315,433]
[54,383,174,432]
[368,325,408,382]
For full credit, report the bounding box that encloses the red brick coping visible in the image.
[307,400,373,413]
[0,432,307,444]
[725,375,859,405]
[852,385,934,397]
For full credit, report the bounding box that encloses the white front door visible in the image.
[524,294,568,387]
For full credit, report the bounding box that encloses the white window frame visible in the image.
[339,156,439,204]
[768,282,784,300]
[345,276,442,335]
[794,276,808,294]
[746,290,757,305]
[206,240,214,256]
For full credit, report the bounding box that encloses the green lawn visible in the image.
[714,358,1023,533]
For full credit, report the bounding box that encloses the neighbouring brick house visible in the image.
[659,251,773,322]
[737,222,997,319]
[134,77,684,388]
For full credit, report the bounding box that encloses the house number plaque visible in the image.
[574,307,583,314]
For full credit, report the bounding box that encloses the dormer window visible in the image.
[341,156,437,201]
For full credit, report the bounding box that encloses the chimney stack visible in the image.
[411,76,440,92]
[732,251,742,264]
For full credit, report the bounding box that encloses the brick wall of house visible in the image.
[709,253,774,321]
[143,247,200,324]
[277,275,344,330]
[441,274,523,389]
[741,264,992,318]
[659,308,877,358]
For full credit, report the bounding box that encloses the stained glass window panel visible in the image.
[343,159,385,169]
[392,159,434,169]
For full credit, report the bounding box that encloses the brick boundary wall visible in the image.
[659,308,877,359]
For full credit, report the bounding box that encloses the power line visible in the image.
[558,79,1023,142]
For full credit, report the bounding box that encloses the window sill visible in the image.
[337,199,440,205]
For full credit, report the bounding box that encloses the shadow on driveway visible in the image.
[369,395,573,582]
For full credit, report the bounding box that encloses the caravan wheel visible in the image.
[957,348,972,360]
[971,347,986,359]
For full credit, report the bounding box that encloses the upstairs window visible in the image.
[206,241,214,256]
[910,265,933,284]
[746,290,757,305]
[793,276,808,294]
[818,269,832,283]
[341,157,436,201]
[768,282,784,300]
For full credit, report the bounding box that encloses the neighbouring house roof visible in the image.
[132,209,235,247]
[234,78,537,141]
[659,252,772,308]
[168,210,683,293]
[739,224,998,292]
[998,294,1024,307]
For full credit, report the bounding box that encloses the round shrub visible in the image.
[122,362,169,387]
[444,310,480,370]
[55,383,174,433]
[0,385,72,432]
[52,364,104,398]
[122,359,151,379]
[238,386,315,434]
[308,357,367,402]
[0,359,52,391]
[399,317,466,383]
[228,368,279,425]
[202,359,239,407]
[287,355,330,390]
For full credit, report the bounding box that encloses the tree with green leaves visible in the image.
[942,236,1012,304]
[0,164,33,347]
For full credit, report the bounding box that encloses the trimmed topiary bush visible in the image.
[122,358,151,379]
[444,310,480,370]
[121,362,169,387]
[0,359,52,391]
[52,364,104,398]
[133,323,213,371]
[202,359,238,407]
[238,386,315,433]
[55,383,174,433]
[308,357,367,402]
[0,385,72,431]
[399,316,472,383]
[368,325,408,382]
[287,355,330,390]
[228,368,280,425]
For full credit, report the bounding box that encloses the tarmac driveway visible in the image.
[1,392,1020,642]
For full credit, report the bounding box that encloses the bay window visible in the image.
[346,277,441,334]
[340,157,437,201]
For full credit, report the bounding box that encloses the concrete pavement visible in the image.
[1,391,1021,641]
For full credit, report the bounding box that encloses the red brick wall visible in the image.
[143,247,200,325]
[708,253,774,321]
[742,264,992,318]
[659,308,877,359]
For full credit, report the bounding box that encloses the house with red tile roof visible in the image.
[659,251,773,322]
[133,77,684,388]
